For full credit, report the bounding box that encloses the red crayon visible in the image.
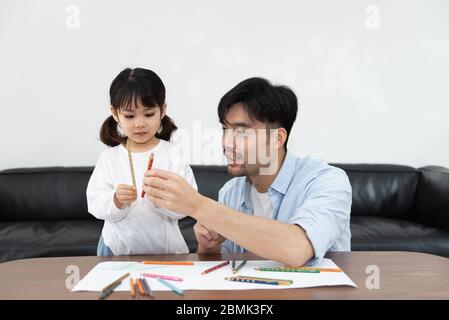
[141,153,154,198]
[201,261,230,275]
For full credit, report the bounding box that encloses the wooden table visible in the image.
[1,251,448,299]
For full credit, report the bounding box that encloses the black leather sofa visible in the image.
[1,164,449,263]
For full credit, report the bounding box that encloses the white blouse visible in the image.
[86,140,197,255]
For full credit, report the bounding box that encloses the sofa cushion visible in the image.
[0,167,94,221]
[351,216,449,257]
[334,164,419,220]
[1,164,449,262]
[191,165,233,201]
[415,166,449,230]
[0,220,102,262]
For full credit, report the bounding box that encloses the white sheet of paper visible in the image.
[72,259,357,292]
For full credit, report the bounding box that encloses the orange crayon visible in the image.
[136,278,146,296]
[129,278,136,298]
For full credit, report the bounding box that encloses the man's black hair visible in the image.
[218,77,298,148]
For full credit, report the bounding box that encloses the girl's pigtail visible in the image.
[99,115,126,147]
[156,115,177,141]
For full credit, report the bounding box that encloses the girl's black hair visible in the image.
[100,68,177,146]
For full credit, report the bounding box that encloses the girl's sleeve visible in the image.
[153,146,198,221]
[86,152,132,222]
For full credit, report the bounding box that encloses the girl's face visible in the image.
[111,101,166,146]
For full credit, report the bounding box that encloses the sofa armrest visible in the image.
[415,166,449,230]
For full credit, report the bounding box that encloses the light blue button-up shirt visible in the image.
[219,152,352,260]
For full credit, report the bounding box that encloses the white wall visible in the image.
[1,0,448,170]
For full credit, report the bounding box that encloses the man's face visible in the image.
[221,103,278,177]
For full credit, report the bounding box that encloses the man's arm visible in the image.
[143,169,314,266]
[193,197,314,266]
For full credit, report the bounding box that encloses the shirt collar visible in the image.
[240,151,296,209]
[270,151,296,195]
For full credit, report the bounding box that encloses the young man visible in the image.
[143,77,352,266]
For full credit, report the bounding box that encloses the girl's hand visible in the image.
[114,184,137,209]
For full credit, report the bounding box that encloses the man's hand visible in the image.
[142,169,205,216]
[194,223,225,254]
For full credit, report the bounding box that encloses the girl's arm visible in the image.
[86,153,132,222]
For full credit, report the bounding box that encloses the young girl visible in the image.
[86,67,197,256]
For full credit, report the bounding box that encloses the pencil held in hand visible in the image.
[141,152,154,198]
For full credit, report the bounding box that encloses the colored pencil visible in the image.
[126,142,137,188]
[135,278,146,296]
[234,260,247,273]
[158,278,184,296]
[99,272,130,300]
[255,267,320,273]
[129,278,136,298]
[141,273,183,282]
[201,261,230,275]
[141,153,154,198]
[225,276,280,285]
[140,277,150,296]
[99,282,121,300]
[238,275,293,285]
[102,272,130,292]
[140,260,194,265]
[281,267,342,273]
[225,275,293,286]
[141,278,155,299]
